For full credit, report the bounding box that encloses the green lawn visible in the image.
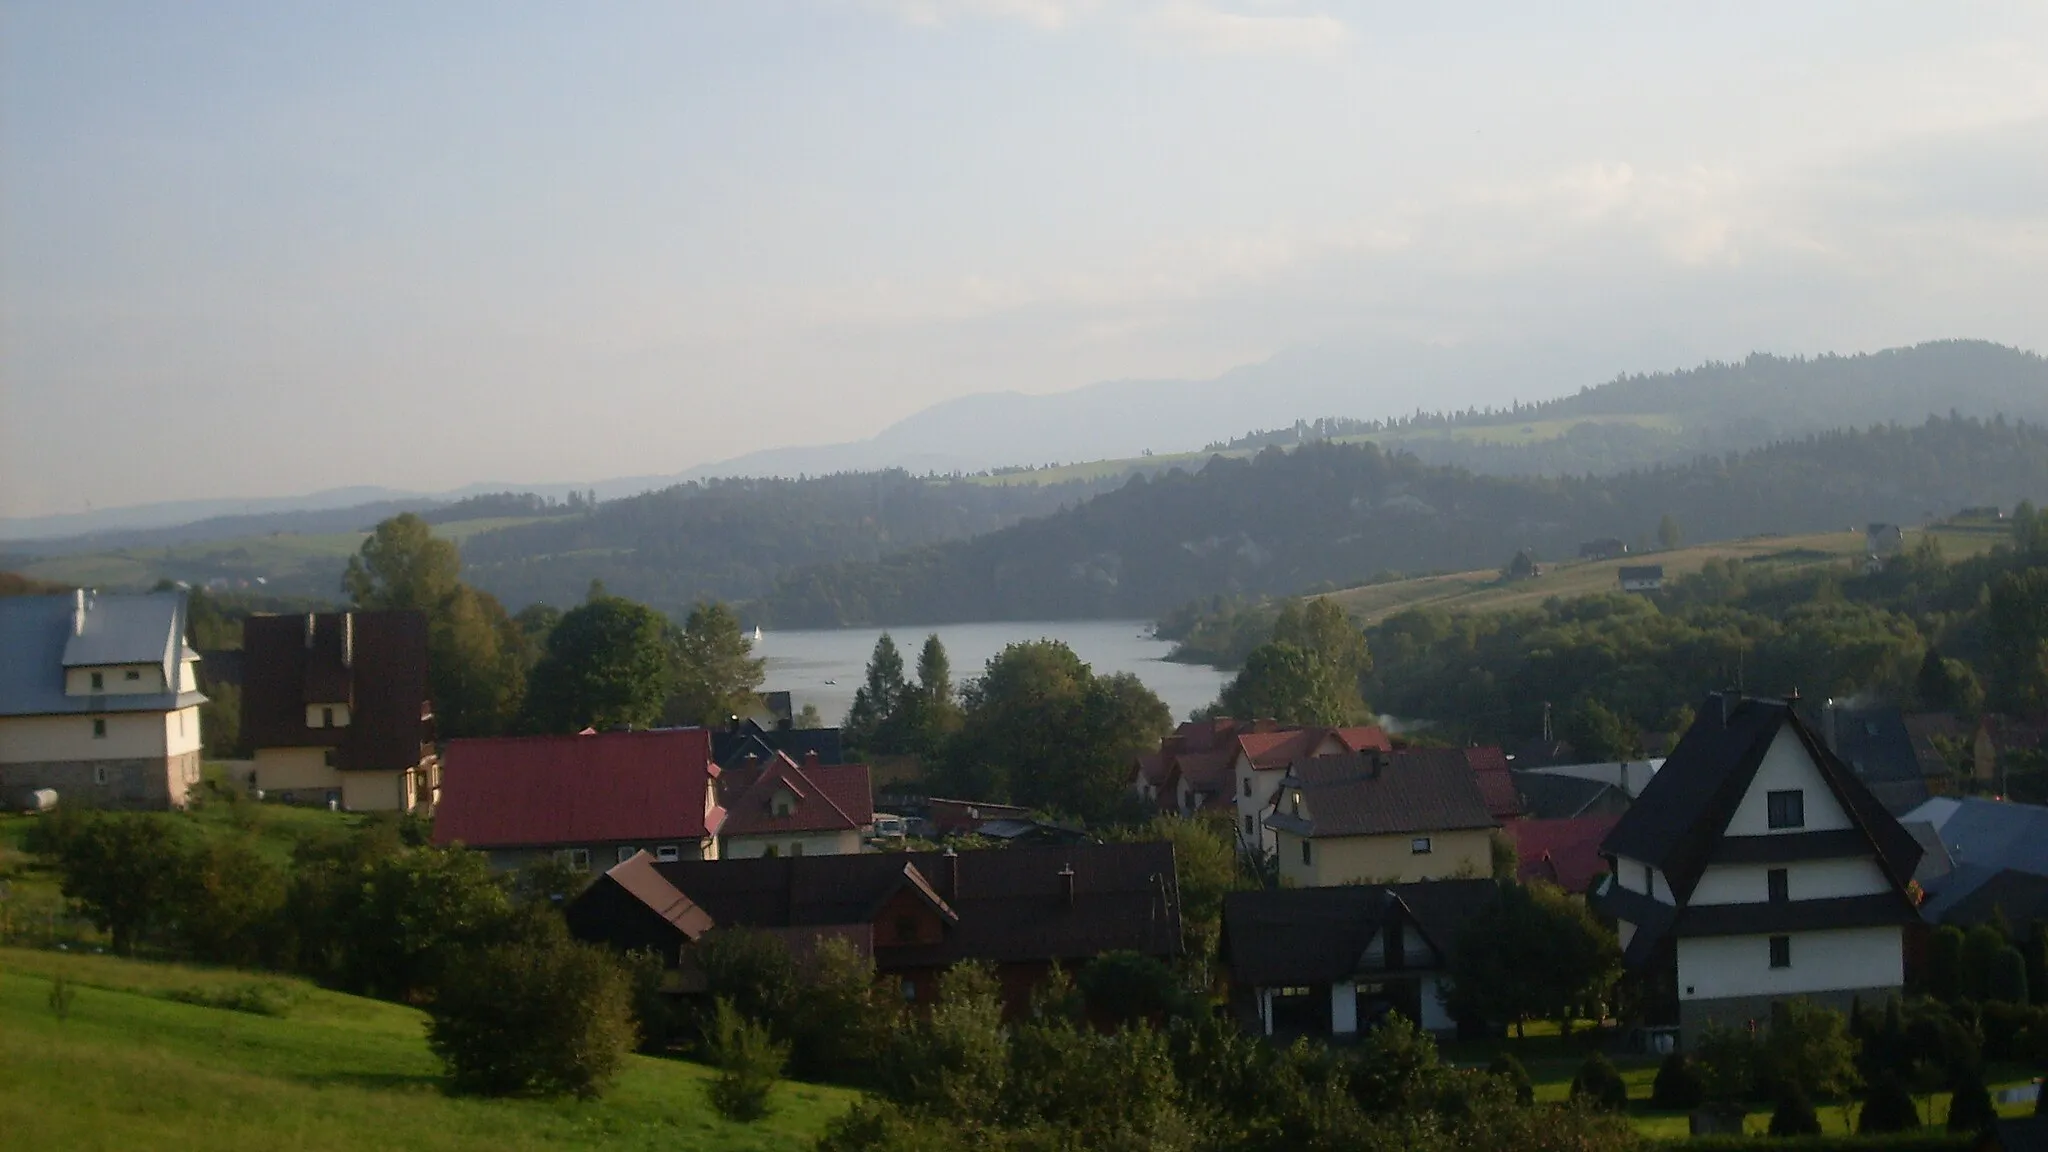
[0,947,859,1152]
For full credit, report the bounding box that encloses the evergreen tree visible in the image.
[844,633,910,755]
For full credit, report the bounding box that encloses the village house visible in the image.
[715,749,872,858]
[1265,748,1499,886]
[711,715,844,767]
[0,590,205,810]
[242,610,437,812]
[1594,694,1923,1045]
[1219,879,1497,1040]
[1579,538,1630,561]
[565,842,1181,1015]
[1131,718,1397,857]
[433,728,725,871]
[1820,700,1930,815]
[1618,565,1665,593]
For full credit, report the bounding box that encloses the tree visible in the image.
[1947,1067,1996,1134]
[877,961,1008,1123]
[788,936,893,1083]
[693,928,800,1038]
[1858,1078,1921,1133]
[1692,1023,1759,1105]
[520,594,674,733]
[793,702,825,729]
[1992,945,2031,1005]
[172,831,288,968]
[1488,1053,1535,1105]
[1768,1087,1822,1136]
[941,641,1170,822]
[287,833,516,1001]
[1505,550,1537,580]
[344,513,461,611]
[844,634,910,755]
[1564,698,1639,762]
[49,813,192,954]
[1928,924,1966,1001]
[1274,598,1372,682]
[1917,648,1985,715]
[1568,1052,1628,1112]
[1076,950,1185,1027]
[707,997,788,1121]
[1113,813,1246,964]
[906,633,963,756]
[1446,881,1620,1036]
[664,602,765,727]
[1760,999,1857,1101]
[1962,923,2008,1002]
[426,932,637,1098]
[1658,513,1683,550]
[1218,641,1367,727]
[1649,1051,1705,1111]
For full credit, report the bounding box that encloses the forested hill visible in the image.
[457,471,1123,613]
[755,416,2048,626]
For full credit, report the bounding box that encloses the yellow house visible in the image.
[1267,748,1498,887]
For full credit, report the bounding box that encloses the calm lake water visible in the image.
[754,620,1232,726]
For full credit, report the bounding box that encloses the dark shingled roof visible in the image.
[1601,695,1921,905]
[1266,748,1497,839]
[574,842,1181,968]
[1219,879,1498,986]
[712,721,844,769]
[242,611,432,772]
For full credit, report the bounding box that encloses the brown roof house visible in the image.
[1592,694,1923,1045]
[1265,748,1499,886]
[1220,879,1498,1040]
[0,590,206,810]
[243,611,436,811]
[716,750,873,859]
[433,728,725,872]
[1134,718,1394,860]
[567,842,1182,1015]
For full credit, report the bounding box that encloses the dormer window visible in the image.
[770,789,796,817]
[1766,790,1805,830]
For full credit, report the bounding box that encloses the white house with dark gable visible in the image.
[1593,694,1922,1043]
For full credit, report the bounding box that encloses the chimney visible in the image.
[341,612,354,668]
[1058,863,1076,908]
[944,847,960,900]
[72,589,89,635]
[802,749,820,769]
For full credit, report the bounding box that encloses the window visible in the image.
[1410,837,1433,855]
[93,764,109,785]
[1768,935,1791,969]
[90,671,104,691]
[771,791,795,817]
[322,706,335,728]
[656,845,681,862]
[1244,814,1255,836]
[1301,840,1312,866]
[1766,790,1805,830]
[1290,790,1302,815]
[1243,778,1252,797]
[124,669,141,681]
[1767,868,1789,904]
[763,844,780,858]
[617,846,637,864]
[557,848,591,872]
[92,718,106,739]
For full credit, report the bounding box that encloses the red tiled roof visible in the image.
[1463,746,1522,821]
[1238,728,1326,769]
[1134,750,1173,788]
[1508,815,1621,894]
[719,753,873,837]
[1331,726,1394,753]
[433,728,722,848]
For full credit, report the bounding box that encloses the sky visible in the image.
[4,1,2047,518]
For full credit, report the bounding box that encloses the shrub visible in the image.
[706,998,788,1123]
[1991,945,2031,1006]
[1962,924,2007,1001]
[1859,1077,1923,1134]
[1945,1070,1995,1134]
[1650,1051,1706,1111]
[1768,1086,1823,1137]
[1077,950,1186,1026]
[1694,1022,1760,1103]
[1487,1052,1534,1105]
[163,981,304,1017]
[1569,1051,1629,1112]
[1927,926,1965,1001]
[1762,999,1858,1100]
[426,935,637,1098]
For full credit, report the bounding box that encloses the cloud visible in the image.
[863,0,1098,30]
[1132,2,1349,57]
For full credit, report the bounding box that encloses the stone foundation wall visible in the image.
[1679,985,1897,1046]
[1,751,196,810]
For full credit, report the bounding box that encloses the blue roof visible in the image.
[0,592,205,717]
[1906,796,2048,920]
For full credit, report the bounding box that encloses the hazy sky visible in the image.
[5,2,2047,517]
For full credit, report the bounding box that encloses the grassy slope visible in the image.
[0,947,857,1152]
[1317,526,2004,627]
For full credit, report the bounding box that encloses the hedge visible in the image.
[1668,1136,1972,1151]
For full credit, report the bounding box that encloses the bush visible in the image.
[1569,1051,1629,1112]
[1990,945,2031,1006]
[1694,1022,1761,1103]
[426,935,637,1098]
[1076,950,1186,1026]
[1769,1087,1823,1137]
[1859,1077,1923,1134]
[1927,926,1965,1002]
[162,980,304,1017]
[1487,1052,1534,1105]
[1945,1070,1995,1134]
[1650,1051,1706,1111]
[1762,999,1858,1101]
[706,997,788,1123]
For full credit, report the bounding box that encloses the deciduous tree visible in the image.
[521,594,674,733]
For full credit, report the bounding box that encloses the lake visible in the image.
[753,620,1232,726]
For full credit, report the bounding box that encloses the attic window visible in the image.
[124,669,141,681]
[895,915,919,943]
[322,706,335,728]
[92,718,107,739]
[1769,935,1791,969]
[1766,790,1805,830]
[770,790,796,817]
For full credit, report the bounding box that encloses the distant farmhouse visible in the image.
[0,590,205,810]
[1618,565,1664,593]
[243,610,437,812]
[1579,538,1630,561]
[1866,522,1905,557]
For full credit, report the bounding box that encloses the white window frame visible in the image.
[1410,837,1433,855]
[557,848,592,872]
[124,668,141,682]
[656,845,681,862]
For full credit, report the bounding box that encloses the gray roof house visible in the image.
[0,590,207,809]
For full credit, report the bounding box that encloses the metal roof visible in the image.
[0,591,205,717]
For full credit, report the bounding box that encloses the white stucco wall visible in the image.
[1676,927,1903,1001]
[163,706,200,757]
[0,712,172,763]
[254,746,343,793]
[722,829,863,858]
[1331,982,1358,1034]
[1689,858,1891,905]
[1612,854,1675,904]
[65,665,166,695]
[1723,729,1851,836]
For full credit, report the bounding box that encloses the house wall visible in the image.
[1688,858,1891,905]
[722,829,862,858]
[1611,853,1676,903]
[0,750,198,809]
[64,665,166,695]
[483,837,716,873]
[1676,926,1904,1003]
[1276,827,1492,887]
[1724,729,1852,836]
[0,711,177,763]
[253,746,343,798]
[342,768,415,813]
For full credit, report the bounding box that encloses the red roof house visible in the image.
[1506,814,1620,894]
[717,750,873,858]
[434,728,724,872]
[1461,745,1522,823]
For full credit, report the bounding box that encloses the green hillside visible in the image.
[0,947,857,1152]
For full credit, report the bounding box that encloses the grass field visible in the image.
[0,947,859,1152]
[1318,526,2005,627]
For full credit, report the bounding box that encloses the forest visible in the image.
[753,415,2048,626]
